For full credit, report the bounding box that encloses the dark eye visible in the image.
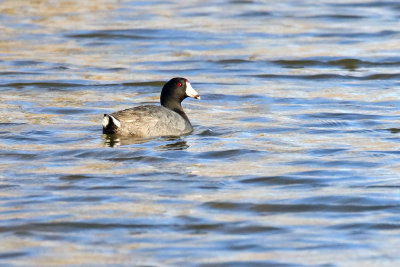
[177,82,182,87]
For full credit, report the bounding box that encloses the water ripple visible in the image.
[2,0,400,265]
[204,201,397,213]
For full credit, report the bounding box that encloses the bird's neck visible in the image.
[161,99,190,123]
[173,107,190,123]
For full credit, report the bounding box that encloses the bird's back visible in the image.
[103,105,192,137]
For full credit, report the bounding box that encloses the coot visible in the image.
[102,77,200,137]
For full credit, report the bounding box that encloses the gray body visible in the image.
[103,105,193,137]
[102,77,199,138]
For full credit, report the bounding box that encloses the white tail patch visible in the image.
[102,115,109,128]
[103,114,121,128]
[111,115,121,128]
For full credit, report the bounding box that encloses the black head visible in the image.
[160,77,200,109]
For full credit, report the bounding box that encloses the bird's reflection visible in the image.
[156,140,189,151]
[102,134,150,147]
[102,134,189,150]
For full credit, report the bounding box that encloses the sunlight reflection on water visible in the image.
[1,0,400,266]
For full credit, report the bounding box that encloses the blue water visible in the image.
[1,0,400,266]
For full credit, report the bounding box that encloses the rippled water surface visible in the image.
[1,0,400,266]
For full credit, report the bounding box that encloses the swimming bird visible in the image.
[102,77,200,137]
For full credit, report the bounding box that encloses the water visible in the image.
[1,0,400,266]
